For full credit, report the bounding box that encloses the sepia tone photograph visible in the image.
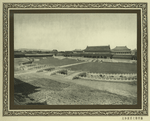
[1,1,149,118]
[14,11,138,106]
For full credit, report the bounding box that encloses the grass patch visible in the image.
[33,57,83,66]
[65,62,137,73]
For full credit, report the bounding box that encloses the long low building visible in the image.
[57,45,136,60]
[83,46,112,58]
[15,46,136,60]
[61,46,113,58]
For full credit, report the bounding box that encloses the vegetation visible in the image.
[65,62,137,73]
[33,57,83,66]
[14,57,137,105]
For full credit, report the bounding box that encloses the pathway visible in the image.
[14,61,88,76]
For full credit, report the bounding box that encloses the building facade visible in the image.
[54,45,136,60]
[111,46,132,59]
[131,49,137,60]
[83,46,112,58]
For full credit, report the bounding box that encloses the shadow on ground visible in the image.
[14,78,47,105]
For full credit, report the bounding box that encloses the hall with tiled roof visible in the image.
[111,46,131,54]
[83,46,112,58]
[111,46,132,59]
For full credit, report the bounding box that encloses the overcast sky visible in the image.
[14,13,137,51]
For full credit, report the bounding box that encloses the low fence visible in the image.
[87,72,136,77]
[78,72,137,82]
[79,76,136,82]
[65,57,137,64]
[17,64,52,71]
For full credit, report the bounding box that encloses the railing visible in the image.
[79,72,137,82]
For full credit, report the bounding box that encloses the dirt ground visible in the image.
[14,57,137,105]
[14,72,137,105]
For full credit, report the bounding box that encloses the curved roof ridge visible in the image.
[112,46,130,49]
[84,45,111,52]
[87,46,110,47]
[111,46,131,52]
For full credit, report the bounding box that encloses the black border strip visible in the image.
[10,9,141,109]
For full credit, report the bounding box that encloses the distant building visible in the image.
[64,51,73,57]
[111,46,132,59]
[52,49,58,56]
[73,49,83,53]
[54,45,136,60]
[131,49,137,55]
[52,49,58,53]
[48,49,58,56]
[72,49,84,57]
[83,46,112,58]
[111,46,131,54]
[56,51,65,56]
[131,49,137,60]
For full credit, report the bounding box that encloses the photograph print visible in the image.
[13,10,138,107]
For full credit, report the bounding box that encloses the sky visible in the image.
[14,13,137,51]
